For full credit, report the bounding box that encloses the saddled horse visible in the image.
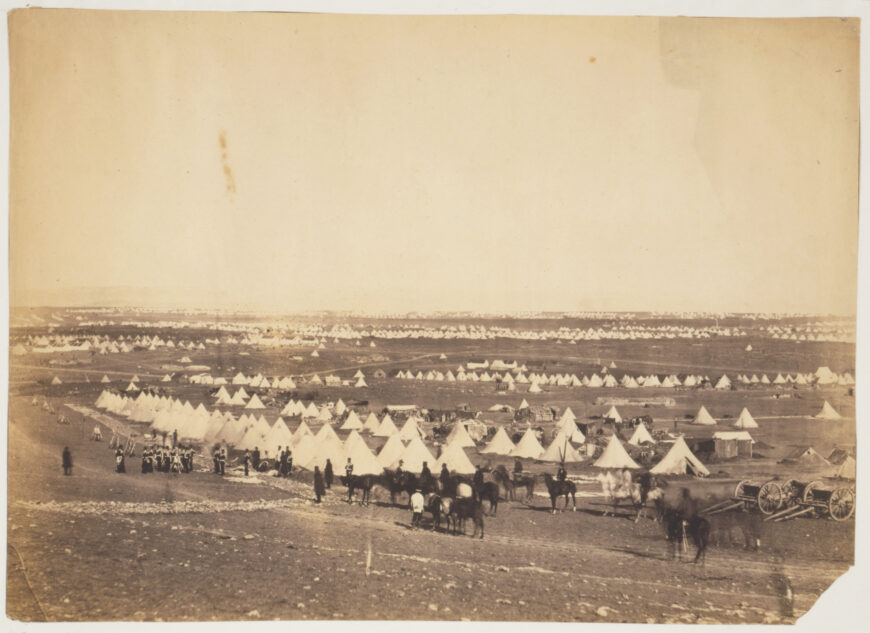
[542,473,576,513]
[340,474,376,506]
[492,465,536,503]
[599,471,667,522]
[376,470,439,507]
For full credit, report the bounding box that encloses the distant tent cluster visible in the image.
[19,333,213,355]
[395,365,854,392]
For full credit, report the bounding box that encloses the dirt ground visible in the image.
[7,400,854,623]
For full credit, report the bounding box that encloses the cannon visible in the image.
[703,479,785,516]
[764,480,856,522]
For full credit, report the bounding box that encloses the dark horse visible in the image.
[542,473,576,513]
[376,470,438,507]
[492,465,535,503]
[440,496,485,539]
[661,506,710,565]
[473,481,500,516]
[340,474,375,506]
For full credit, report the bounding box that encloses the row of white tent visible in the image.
[395,368,854,390]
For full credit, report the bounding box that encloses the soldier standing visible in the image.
[439,463,451,489]
[278,447,287,477]
[313,466,325,503]
[244,451,251,476]
[324,459,334,489]
[62,447,72,476]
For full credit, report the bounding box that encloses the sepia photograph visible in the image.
[3,1,865,627]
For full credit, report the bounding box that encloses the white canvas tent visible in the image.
[445,422,476,448]
[692,405,717,426]
[627,424,655,446]
[510,427,545,459]
[650,436,709,476]
[340,410,363,430]
[540,433,583,463]
[480,426,515,455]
[593,434,640,469]
[395,436,436,473]
[815,401,842,420]
[733,407,759,429]
[374,413,399,437]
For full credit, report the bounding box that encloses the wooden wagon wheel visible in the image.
[828,487,855,521]
[734,480,750,498]
[757,481,783,515]
[802,480,822,504]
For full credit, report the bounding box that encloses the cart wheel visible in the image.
[828,488,855,521]
[757,482,783,514]
[734,480,750,499]
[803,480,822,504]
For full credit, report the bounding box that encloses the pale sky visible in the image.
[8,12,859,314]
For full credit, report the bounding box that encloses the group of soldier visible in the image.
[212,447,228,475]
[137,445,197,474]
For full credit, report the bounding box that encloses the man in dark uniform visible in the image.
[278,446,287,477]
[420,461,432,482]
[557,463,567,482]
[218,448,226,475]
[244,451,251,476]
[439,463,451,489]
[394,459,403,480]
[313,466,325,503]
[324,459,334,489]
[141,447,150,474]
[472,464,484,490]
[513,457,523,475]
[115,448,126,473]
[213,447,221,474]
[286,450,293,476]
[252,446,261,472]
[62,447,72,476]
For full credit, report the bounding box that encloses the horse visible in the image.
[340,474,375,506]
[426,493,458,532]
[375,470,417,507]
[542,473,576,513]
[473,481,501,516]
[492,465,535,502]
[599,471,666,522]
[661,506,710,565]
[446,497,485,539]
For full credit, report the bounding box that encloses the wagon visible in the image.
[765,480,856,522]
[703,479,785,516]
